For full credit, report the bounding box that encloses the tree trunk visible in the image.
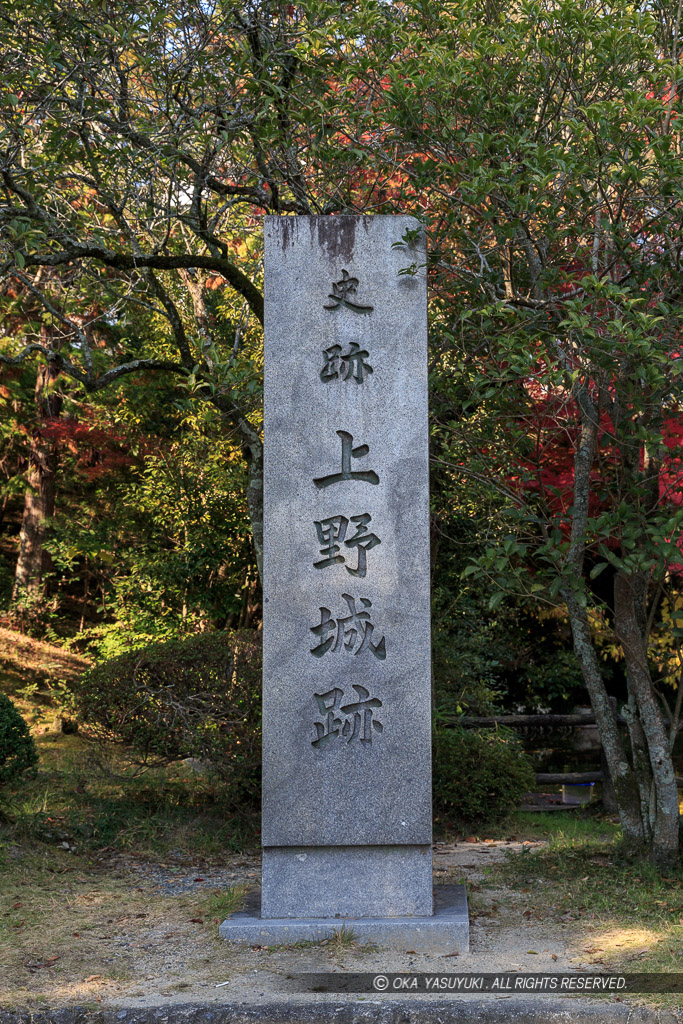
[563,590,646,853]
[212,398,263,581]
[13,359,62,599]
[614,572,680,870]
[244,432,264,581]
[560,381,647,853]
[599,697,619,814]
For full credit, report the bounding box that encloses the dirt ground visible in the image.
[1,836,649,1011]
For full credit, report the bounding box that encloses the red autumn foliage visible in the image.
[38,418,134,480]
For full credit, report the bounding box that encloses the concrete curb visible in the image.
[0,1001,680,1024]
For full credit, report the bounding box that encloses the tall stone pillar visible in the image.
[220,216,468,951]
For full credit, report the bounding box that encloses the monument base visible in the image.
[219,884,468,953]
[261,844,433,918]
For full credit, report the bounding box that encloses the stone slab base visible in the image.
[219,884,468,953]
[262,845,433,919]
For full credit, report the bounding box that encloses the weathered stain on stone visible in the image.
[315,215,358,261]
[279,215,297,252]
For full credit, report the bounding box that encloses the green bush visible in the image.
[433,725,535,825]
[73,630,261,799]
[0,693,39,785]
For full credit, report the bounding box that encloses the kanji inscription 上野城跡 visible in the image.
[313,513,380,578]
[310,593,386,660]
[261,215,432,896]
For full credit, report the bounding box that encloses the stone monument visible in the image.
[220,215,468,950]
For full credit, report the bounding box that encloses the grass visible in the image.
[0,729,259,864]
[328,923,358,951]
[481,810,683,979]
[0,841,254,1008]
[2,625,683,1008]
[0,625,259,864]
[203,885,249,919]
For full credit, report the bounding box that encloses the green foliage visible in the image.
[431,514,586,715]
[73,630,261,799]
[0,693,38,786]
[433,726,535,825]
[64,431,256,657]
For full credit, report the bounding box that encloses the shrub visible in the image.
[73,630,261,799]
[0,693,39,785]
[433,725,535,825]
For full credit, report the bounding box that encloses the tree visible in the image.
[343,0,683,867]
[3,0,682,868]
[0,0,367,578]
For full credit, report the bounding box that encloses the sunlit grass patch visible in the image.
[0,844,236,1006]
[481,808,683,979]
[1,729,258,863]
[202,885,249,921]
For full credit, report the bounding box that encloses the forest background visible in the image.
[1,0,683,868]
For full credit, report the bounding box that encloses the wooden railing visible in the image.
[457,713,682,790]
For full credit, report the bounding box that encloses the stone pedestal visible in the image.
[220,215,468,951]
[219,884,469,952]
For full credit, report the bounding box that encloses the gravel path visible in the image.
[0,838,659,1014]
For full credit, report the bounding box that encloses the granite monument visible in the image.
[220,215,468,950]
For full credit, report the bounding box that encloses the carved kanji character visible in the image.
[310,594,386,660]
[323,269,373,313]
[313,431,379,489]
[320,342,373,384]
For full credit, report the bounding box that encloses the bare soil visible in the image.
[1,837,638,1011]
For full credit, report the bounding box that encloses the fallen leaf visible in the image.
[190,918,203,923]
[405,950,416,954]
[527,950,538,954]
[85,974,102,983]
[464,836,477,843]
[552,954,558,962]
[193,878,204,882]
[73,932,80,938]
[443,951,459,957]
[11,902,22,909]
[30,957,61,970]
